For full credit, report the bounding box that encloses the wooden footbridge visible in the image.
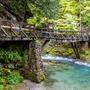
[0,19,90,42]
[0,19,90,83]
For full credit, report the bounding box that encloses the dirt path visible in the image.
[14,80,46,90]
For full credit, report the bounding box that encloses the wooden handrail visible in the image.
[0,19,89,42]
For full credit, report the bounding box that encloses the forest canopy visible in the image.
[0,0,90,30]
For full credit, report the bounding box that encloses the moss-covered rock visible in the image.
[28,69,45,83]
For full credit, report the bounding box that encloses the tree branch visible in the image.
[0,0,22,21]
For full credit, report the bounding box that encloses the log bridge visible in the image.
[0,19,90,82]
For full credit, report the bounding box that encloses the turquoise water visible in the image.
[44,62,90,90]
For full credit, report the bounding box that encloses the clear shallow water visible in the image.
[44,62,90,90]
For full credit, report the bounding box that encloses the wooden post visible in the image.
[70,42,80,59]
[28,39,45,83]
[0,19,1,33]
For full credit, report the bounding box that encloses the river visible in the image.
[42,54,90,90]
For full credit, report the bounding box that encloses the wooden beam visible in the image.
[70,42,80,59]
[1,27,10,37]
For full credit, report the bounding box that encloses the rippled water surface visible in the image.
[44,61,90,90]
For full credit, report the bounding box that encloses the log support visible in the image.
[70,42,80,59]
[28,39,45,83]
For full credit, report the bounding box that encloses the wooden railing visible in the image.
[0,19,90,42]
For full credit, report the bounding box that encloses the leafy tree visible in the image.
[0,0,60,21]
[0,0,89,30]
[54,0,81,30]
[81,0,90,29]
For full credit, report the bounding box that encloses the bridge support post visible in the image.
[70,42,80,59]
[28,39,45,83]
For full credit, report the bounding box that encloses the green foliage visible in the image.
[0,48,27,65]
[0,68,23,85]
[28,0,60,19]
[53,0,90,30]
[0,77,6,84]
[6,71,23,85]
[0,46,27,88]
[1,0,90,30]
[80,49,90,60]
[43,44,73,56]
[0,85,4,90]
[1,0,60,21]
[0,68,11,77]
[28,70,45,83]
[0,45,26,89]
[52,0,79,30]
[81,0,90,29]
[27,15,48,29]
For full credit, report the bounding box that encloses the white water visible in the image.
[42,54,90,67]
